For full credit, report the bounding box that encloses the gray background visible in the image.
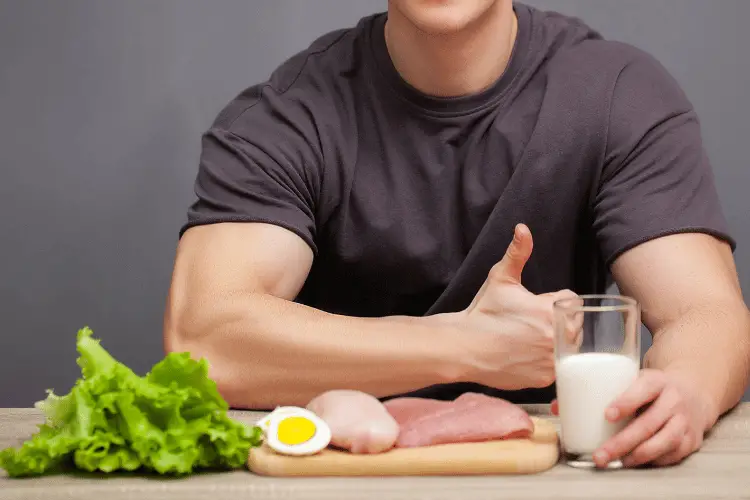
[1,0,748,407]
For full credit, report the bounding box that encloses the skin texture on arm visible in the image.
[163,221,574,410]
[163,222,470,409]
[584,233,750,467]
[611,232,750,422]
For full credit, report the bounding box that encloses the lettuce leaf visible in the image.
[0,327,263,477]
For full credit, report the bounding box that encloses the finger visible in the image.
[621,415,687,467]
[652,433,697,467]
[490,223,533,285]
[569,311,584,348]
[594,386,678,466]
[549,290,583,347]
[541,289,578,300]
[606,370,666,422]
[550,399,558,415]
[548,289,578,301]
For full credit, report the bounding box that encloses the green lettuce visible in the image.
[0,327,263,477]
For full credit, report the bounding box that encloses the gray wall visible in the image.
[1,0,748,407]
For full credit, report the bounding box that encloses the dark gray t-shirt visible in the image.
[181,3,735,403]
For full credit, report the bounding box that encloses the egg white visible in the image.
[257,406,303,431]
[259,407,332,456]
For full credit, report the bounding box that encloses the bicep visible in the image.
[164,222,313,344]
[610,232,743,332]
[593,48,735,269]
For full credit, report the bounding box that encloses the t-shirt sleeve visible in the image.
[593,48,736,267]
[180,87,323,255]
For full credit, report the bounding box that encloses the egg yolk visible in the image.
[276,416,317,445]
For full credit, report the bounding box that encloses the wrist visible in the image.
[661,364,721,430]
[420,311,476,385]
[425,310,505,387]
[695,389,721,431]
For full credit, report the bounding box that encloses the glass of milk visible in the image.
[553,294,641,469]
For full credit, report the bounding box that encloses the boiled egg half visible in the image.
[257,406,331,456]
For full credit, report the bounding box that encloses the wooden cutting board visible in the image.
[247,416,559,476]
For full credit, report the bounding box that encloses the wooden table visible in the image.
[2,404,749,499]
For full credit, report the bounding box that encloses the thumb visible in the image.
[493,223,533,284]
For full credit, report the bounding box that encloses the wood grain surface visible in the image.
[2,404,750,500]
[248,417,559,477]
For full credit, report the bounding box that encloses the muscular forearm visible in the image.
[166,292,467,409]
[644,301,750,426]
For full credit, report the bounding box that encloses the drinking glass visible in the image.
[553,294,641,469]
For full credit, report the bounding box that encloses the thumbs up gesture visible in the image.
[455,224,578,391]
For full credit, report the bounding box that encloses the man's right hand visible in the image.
[451,223,578,390]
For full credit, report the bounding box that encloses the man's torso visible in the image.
[185,3,733,402]
[295,5,617,323]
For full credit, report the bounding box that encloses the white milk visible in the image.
[556,352,639,454]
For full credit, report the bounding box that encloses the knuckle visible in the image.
[653,456,674,467]
[544,329,555,346]
[537,370,556,387]
[552,289,578,304]
[674,442,692,462]
[694,431,704,448]
[630,449,647,464]
[536,300,555,323]
[684,430,699,450]
[542,357,555,372]
[672,414,688,435]
[665,389,685,411]
[642,416,664,437]
[487,264,507,284]
[650,369,668,385]
[543,306,555,324]
[671,432,685,449]
[504,246,519,262]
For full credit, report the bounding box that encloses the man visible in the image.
[163,0,750,468]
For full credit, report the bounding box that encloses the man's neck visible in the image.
[384,4,518,98]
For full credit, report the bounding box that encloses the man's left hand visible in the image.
[551,368,716,467]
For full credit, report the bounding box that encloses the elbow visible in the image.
[162,305,229,398]
[162,308,212,369]
[728,300,750,367]
[717,300,750,410]
[162,281,187,355]
[161,286,219,356]
[162,298,191,356]
[163,324,241,407]
[162,305,264,410]
[739,305,750,385]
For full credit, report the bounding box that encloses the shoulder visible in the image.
[211,14,377,132]
[542,33,689,114]
[528,17,694,145]
[551,40,673,91]
[564,39,683,95]
[554,40,695,144]
[523,3,685,103]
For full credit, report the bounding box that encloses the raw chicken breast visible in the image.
[384,392,534,448]
[381,397,451,424]
[306,390,400,454]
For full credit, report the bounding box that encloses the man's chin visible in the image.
[390,0,499,36]
[406,10,481,36]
